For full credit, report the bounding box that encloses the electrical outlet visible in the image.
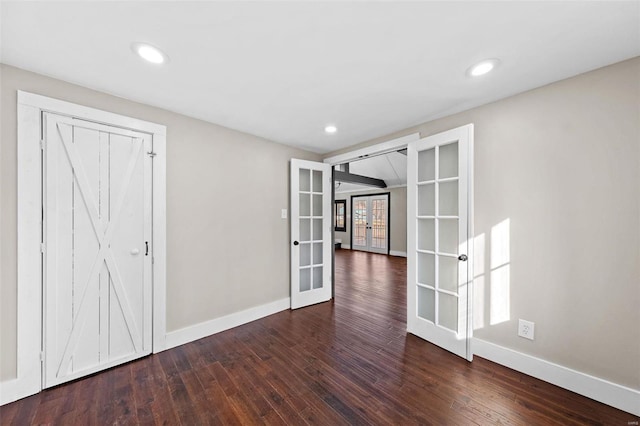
[281,209,287,219]
[518,319,535,340]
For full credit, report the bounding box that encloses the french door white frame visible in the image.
[407,125,474,361]
[324,128,474,358]
[290,159,333,309]
[12,91,167,404]
[350,193,390,255]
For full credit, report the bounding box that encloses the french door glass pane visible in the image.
[372,199,386,249]
[417,287,435,322]
[418,148,435,182]
[300,268,311,292]
[417,219,435,251]
[438,181,458,216]
[299,169,310,192]
[418,184,435,216]
[300,243,311,266]
[312,266,323,289]
[438,219,458,254]
[438,292,458,332]
[439,142,459,179]
[313,242,323,264]
[438,256,458,293]
[417,252,435,286]
[312,170,323,192]
[353,200,367,246]
[300,219,310,241]
[300,193,311,216]
[313,219,322,240]
[312,194,322,216]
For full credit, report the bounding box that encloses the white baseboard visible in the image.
[339,244,351,249]
[164,297,290,350]
[1,379,29,406]
[473,338,640,416]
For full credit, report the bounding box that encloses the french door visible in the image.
[43,113,153,387]
[407,125,473,361]
[290,159,332,309]
[351,194,389,254]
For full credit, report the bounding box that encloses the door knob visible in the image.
[293,241,299,246]
[130,248,140,255]
[458,254,468,261]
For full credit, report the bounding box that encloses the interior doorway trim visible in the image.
[12,91,167,404]
[323,133,420,166]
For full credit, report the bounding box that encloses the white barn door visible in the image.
[43,113,153,387]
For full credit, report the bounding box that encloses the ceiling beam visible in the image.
[334,170,387,188]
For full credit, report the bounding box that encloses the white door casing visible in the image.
[351,194,389,254]
[407,124,474,361]
[12,91,166,405]
[43,113,153,387]
[290,159,332,309]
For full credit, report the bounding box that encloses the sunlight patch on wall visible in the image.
[472,233,486,330]
[473,275,485,330]
[491,219,510,269]
[490,265,511,325]
[490,219,511,325]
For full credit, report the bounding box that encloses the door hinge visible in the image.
[39,351,44,362]
[40,139,45,150]
[147,151,157,157]
[40,243,45,253]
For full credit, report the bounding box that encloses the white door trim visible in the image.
[11,91,167,404]
[290,158,333,309]
[323,133,420,165]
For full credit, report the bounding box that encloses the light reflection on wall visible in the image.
[490,219,511,325]
[472,218,511,330]
[472,233,485,330]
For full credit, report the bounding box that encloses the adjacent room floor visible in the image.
[1,250,635,424]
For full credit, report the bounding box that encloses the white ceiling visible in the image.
[2,2,638,154]
[336,151,407,193]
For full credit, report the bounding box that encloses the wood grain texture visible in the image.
[1,249,637,425]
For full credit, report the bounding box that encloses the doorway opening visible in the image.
[328,134,416,334]
[325,126,474,361]
[351,193,390,255]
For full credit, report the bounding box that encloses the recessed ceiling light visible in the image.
[468,59,500,77]
[131,42,168,65]
[324,125,337,134]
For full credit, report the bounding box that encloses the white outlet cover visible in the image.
[281,209,287,219]
[518,319,535,340]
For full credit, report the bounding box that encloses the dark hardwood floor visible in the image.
[1,249,637,425]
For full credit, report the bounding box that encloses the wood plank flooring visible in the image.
[1,249,637,425]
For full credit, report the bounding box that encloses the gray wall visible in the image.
[335,186,407,255]
[0,64,321,380]
[326,58,640,390]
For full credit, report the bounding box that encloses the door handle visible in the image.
[458,254,468,261]
[145,241,149,256]
[293,241,299,246]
